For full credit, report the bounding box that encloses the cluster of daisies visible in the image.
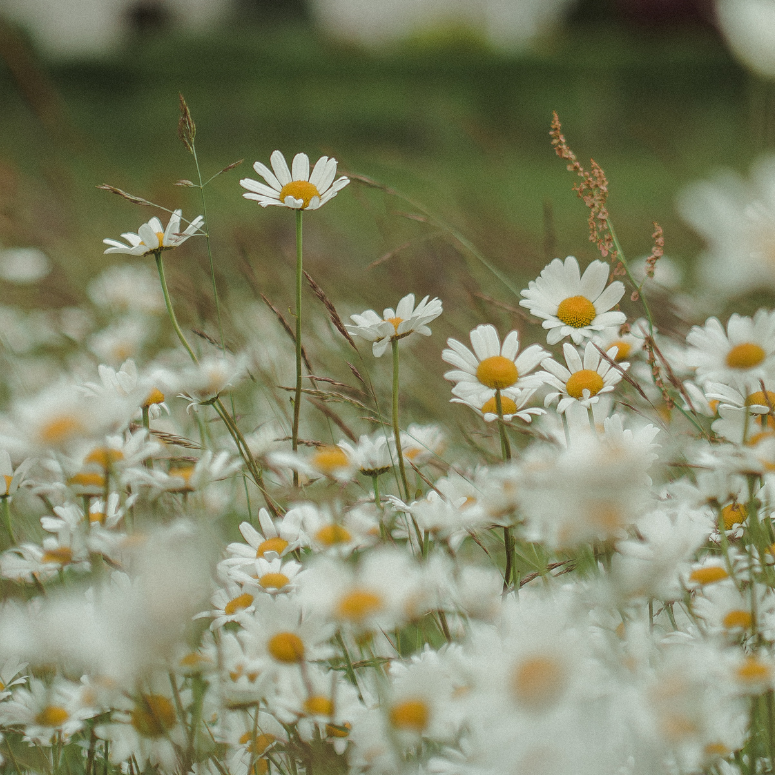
[0,148,774,775]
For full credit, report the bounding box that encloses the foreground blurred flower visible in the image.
[240,151,349,210]
[716,0,775,79]
[103,210,204,257]
[520,256,626,345]
[347,293,443,358]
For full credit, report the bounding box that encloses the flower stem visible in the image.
[1,496,12,546]
[155,252,198,364]
[496,391,514,595]
[391,337,410,501]
[495,390,511,462]
[292,210,303,488]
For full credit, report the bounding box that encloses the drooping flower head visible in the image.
[346,293,443,357]
[240,151,349,211]
[103,210,204,257]
[519,256,626,345]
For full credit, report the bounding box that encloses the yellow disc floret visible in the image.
[311,446,350,476]
[256,537,288,558]
[389,699,429,732]
[565,370,605,399]
[721,503,747,531]
[476,356,519,390]
[726,343,766,369]
[259,573,290,590]
[556,295,597,328]
[736,656,772,684]
[224,592,254,615]
[279,180,320,209]
[511,655,568,710]
[746,390,775,409]
[385,317,403,333]
[315,524,352,546]
[609,340,632,361]
[689,566,728,585]
[336,589,383,623]
[481,395,518,415]
[36,706,70,727]
[267,632,305,663]
[723,610,752,630]
[40,416,83,445]
[131,695,176,738]
[304,695,334,716]
[143,388,166,407]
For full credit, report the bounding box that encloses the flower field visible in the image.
[1,11,775,775]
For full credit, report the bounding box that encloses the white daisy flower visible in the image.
[519,256,626,345]
[450,383,545,424]
[240,151,349,210]
[442,324,547,395]
[540,341,626,413]
[346,293,443,357]
[103,209,204,257]
[686,310,775,393]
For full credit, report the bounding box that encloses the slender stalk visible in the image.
[587,405,597,434]
[1,496,13,545]
[496,391,515,595]
[155,252,198,364]
[495,390,511,462]
[292,209,304,488]
[391,338,410,500]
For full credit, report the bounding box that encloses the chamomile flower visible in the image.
[103,210,204,257]
[450,383,545,424]
[240,151,349,210]
[686,310,775,393]
[346,293,443,357]
[541,341,626,413]
[442,324,546,395]
[519,256,626,345]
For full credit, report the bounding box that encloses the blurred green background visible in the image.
[0,0,761,341]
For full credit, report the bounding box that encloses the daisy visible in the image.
[346,293,443,357]
[450,383,545,424]
[686,310,775,393]
[442,324,546,396]
[540,341,626,413]
[519,256,626,345]
[240,151,349,210]
[103,209,204,257]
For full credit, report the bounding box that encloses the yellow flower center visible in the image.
[311,446,350,475]
[705,743,730,758]
[256,537,288,558]
[267,632,305,663]
[224,592,254,615]
[386,317,403,333]
[259,573,290,590]
[279,180,320,209]
[476,356,519,390]
[723,610,752,630]
[336,589,384,623]
[168,466,195,490]
[304,695,334,716]
[89,511,106,524]
[609,340,631,361]
[389,699,429,732]
[2,474,12,495]
[721,503,747,530]
[41,547,73,566]
[556,295,596,328]
[481,396,518,415]
[85,447,124,468]
[736,656,772,683]
[68,472,105,488]
[746,390,775,409]
[155,231,165,246]
[238,732,276,754]
[565,369,604,399]
[726,342,766,369]
[315,524,352,546]
[35,705,70,727]
[510,655,568,710]
[131,695,176,737]
[40,416,83,445]
[143,388,166,407]
[689,566,728,585]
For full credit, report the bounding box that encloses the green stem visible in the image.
[292,210,303,487]
[155,252,198,364]
[495,390,511,462]
[391,338,410,500]
[587,404,597,434]
[608,221,655,337]
[1,496,13,545]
